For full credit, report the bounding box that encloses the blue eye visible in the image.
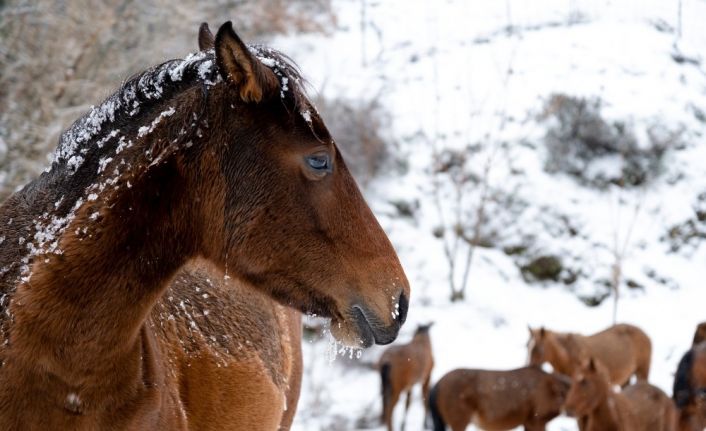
[306,153,331,172]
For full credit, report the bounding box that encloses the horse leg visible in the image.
[384,390,401,431]
[422,374,432,429]
[400,390,412,431]
[636,334,652,382]
[635,358,650,383]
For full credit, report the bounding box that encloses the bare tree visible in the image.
[609,189,642,324]
[430,39,517,302]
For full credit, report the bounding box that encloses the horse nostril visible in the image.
[396,291,408,325]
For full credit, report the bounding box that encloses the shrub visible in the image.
[542,94,678,188]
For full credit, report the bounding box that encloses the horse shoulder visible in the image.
[150,261,293,430]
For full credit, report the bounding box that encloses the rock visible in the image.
[520,255,562,282]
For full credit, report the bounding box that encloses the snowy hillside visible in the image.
[276,1,706,430]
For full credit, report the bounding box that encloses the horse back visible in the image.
[435,367,560,430]
[583,324,651,381]
[149,259,302,430]
[623,382,676,431]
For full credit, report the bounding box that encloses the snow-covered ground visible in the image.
[274,1,706,430]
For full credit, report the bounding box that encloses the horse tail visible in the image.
[674,348,694,408]
[381,362,392,424]
[429,382,446,431]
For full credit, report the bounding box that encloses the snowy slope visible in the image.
[273,1,706,430]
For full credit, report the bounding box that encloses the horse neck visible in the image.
[412,332,432,352]
[587,391,623,431]
[546,333,574,374]
[5,160,197,390]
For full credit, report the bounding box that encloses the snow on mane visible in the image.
[54,50,217,176]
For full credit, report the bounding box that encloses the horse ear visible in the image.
[198,22,215,51]
[214,21,279,103]
[539,327,546,338]
[587,357,596,371]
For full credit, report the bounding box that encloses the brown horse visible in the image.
[378,323,434,431]
[156,258,302,430]
[0,22,409,430]
[528,323,651,386]
[564,358,676,431]
[428,366,570,431]
[673,338,706,430]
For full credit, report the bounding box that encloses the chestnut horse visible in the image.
[0,22,409,430]
[156,258,302,430]
[673,326,706,431]
[528,323,651,386]
[428,366,570,431]
[564,358,675,431]
[378,323,434,431]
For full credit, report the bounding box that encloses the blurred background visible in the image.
[2,1,706,430]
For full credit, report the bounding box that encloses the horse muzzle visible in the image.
[332,290,408,348]
[356,290,408,346]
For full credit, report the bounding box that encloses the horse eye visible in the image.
[306,153,331,172]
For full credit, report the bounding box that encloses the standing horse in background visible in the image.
[157,258,302,430]
[564,358,675,431]
[528,324,651,386]
[673,325,706,431]
[428,366,570,431]
[0,21,410,430]
[379,323,434,431]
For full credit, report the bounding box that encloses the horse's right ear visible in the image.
[539,327,546,338]
[198,22,215,51]
[587,357,596,371]
[215,21,279,103]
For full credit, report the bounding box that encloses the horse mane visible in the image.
[674,348,694,408]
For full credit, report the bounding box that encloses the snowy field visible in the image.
[276,1,706,430]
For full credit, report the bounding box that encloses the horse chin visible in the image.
[330,317,374,348]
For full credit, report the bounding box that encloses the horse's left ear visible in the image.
[215,21,279,103]
[198,22,215,51]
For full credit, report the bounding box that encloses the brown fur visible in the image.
[676,401,706,431]
[564,358,675,431]
[429,366,570,431]
[693,323,706,346]
[152,259,302,430]
[378,324,434,431]
[528,323,651,386]
[0,22,409,430]
[674,341,706,431]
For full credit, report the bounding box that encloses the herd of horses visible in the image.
[1,19,703,431]
[0,22,410,429]
[377,322,706,431]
